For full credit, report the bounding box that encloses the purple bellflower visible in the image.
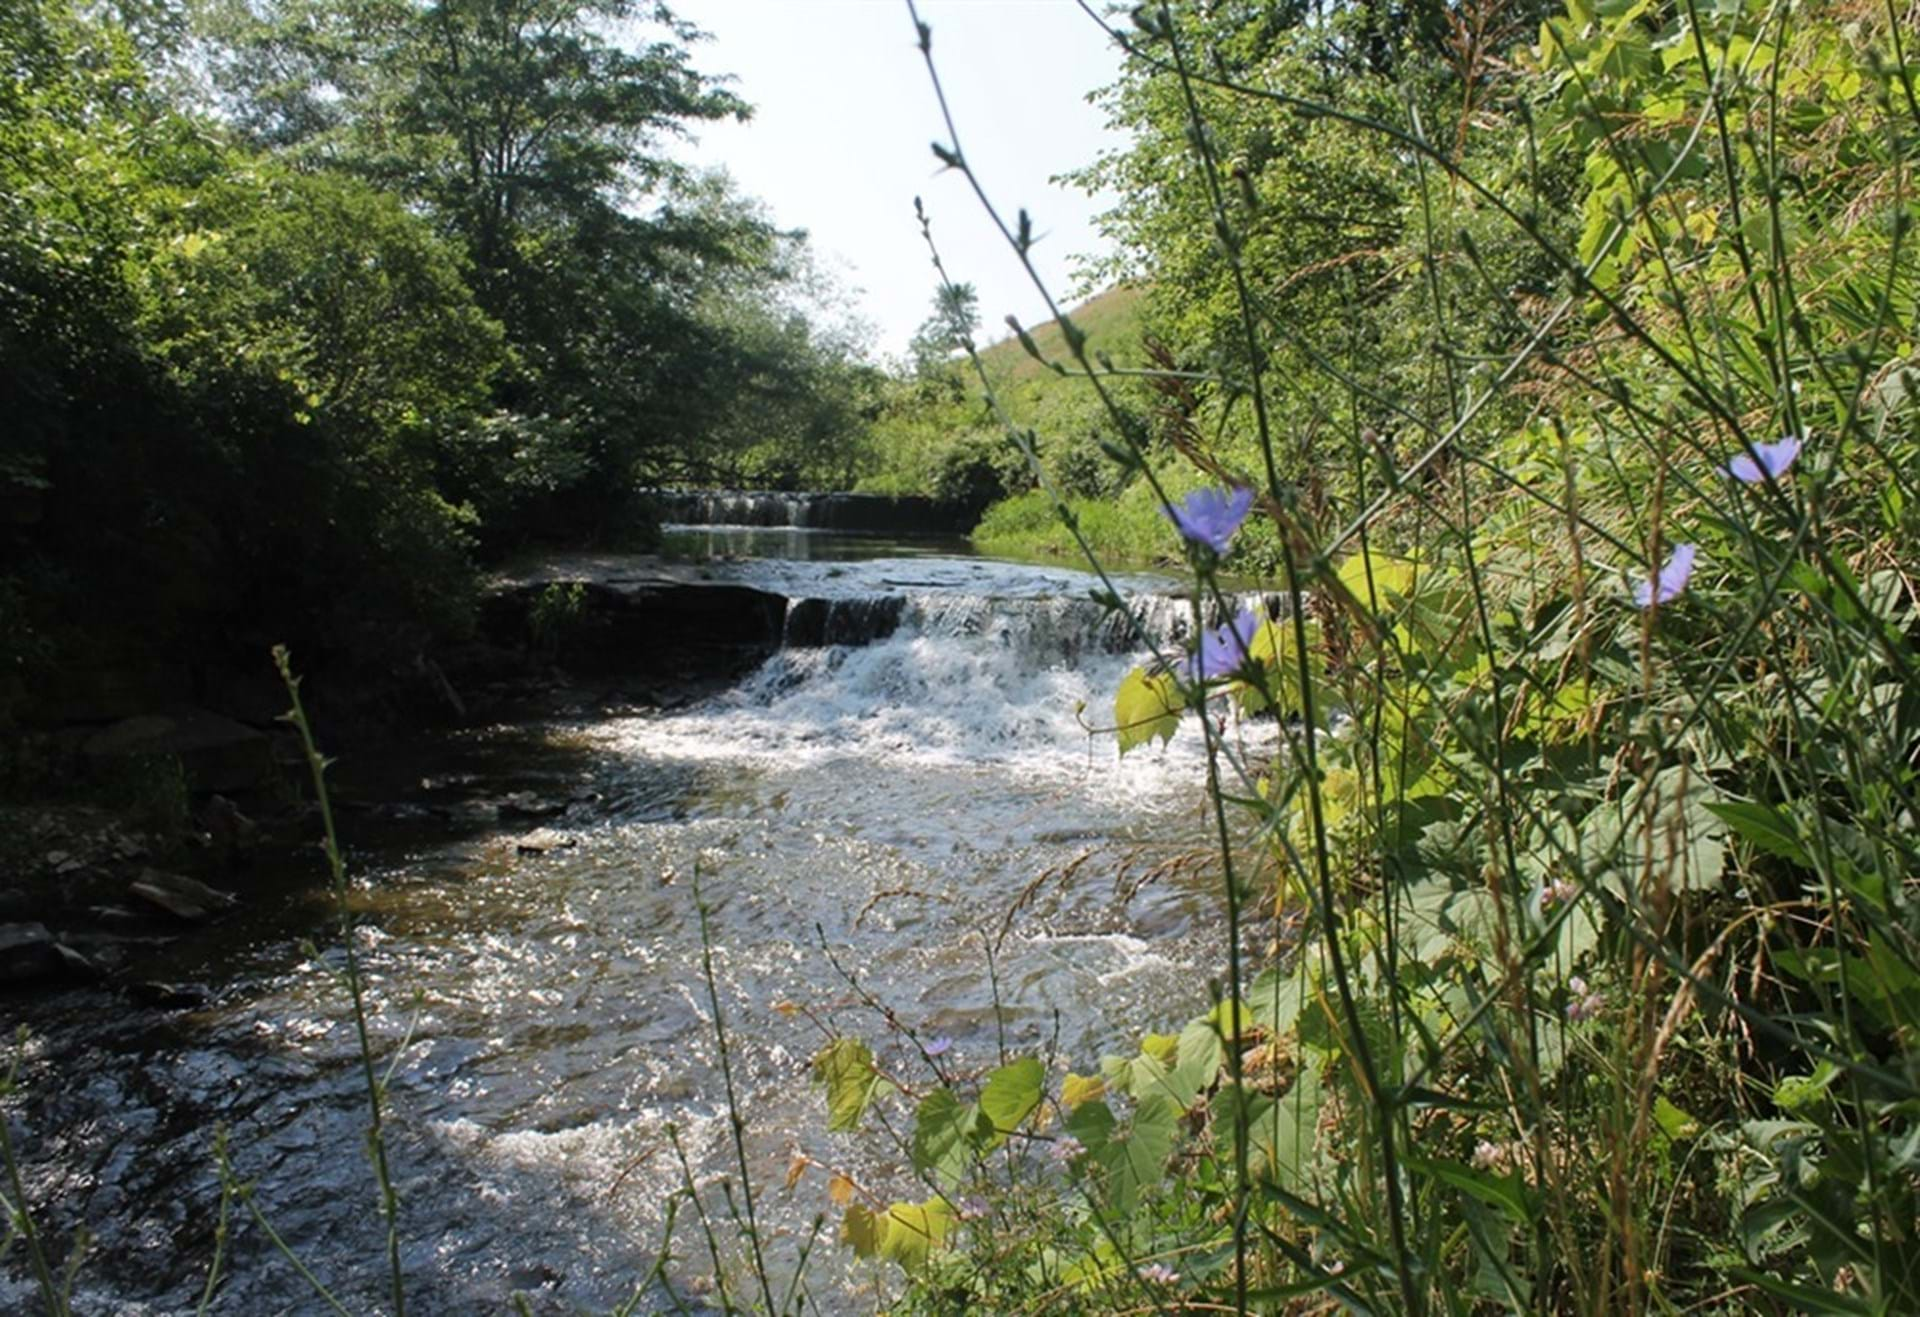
[1722,435,1801,484]
[1189,607,1261,683]
[1164,486,1253,554]
[1633,543,1697,609]
[923,1035,953,1057]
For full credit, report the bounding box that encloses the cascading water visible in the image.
[3,544,1264,1315]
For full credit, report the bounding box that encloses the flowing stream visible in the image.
[5,530,1248,1315]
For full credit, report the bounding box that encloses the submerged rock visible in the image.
[513,828,577,856]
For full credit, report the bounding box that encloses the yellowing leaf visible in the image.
[828,1172,856,1205]
[842,1201,884,1257]
[1209,998,1255,1042]
[1241,618,1323,714]
[784,1152,809,1191]
[1061,1072,1106,1111]
[1335,549,1419,609]
[1140,1032,1180,1068]
[879,1198,954,1271]
[1115,666,1183,755]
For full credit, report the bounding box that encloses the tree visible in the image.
[196,0,877,538]
[907,281,980,379]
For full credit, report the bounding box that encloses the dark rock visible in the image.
[0,922,61,984]
[26,660,196,726]
[200,793,260,859]
[84,708,275,794]
[128,869,238,921]
[0,922,99,985]
[481,580,787,679]
[129,980,212,1009]
[782,595,906,648]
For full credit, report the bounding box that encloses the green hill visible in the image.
[975,283,1147,387]
[859,285,1156,524]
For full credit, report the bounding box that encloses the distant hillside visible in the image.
[975,284,1147,388]
[858,284,1153,514]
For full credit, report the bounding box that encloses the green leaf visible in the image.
[1115,666,1183,754]
[1704,801,1809,866]
[1172,1015,1223,1107]
[1727,1268,1875,1313]
[812,1037,881,1132]
[1064,1097,1117,1153]
[978,1056,1044,1145]
[1089,1094,1177,1210]
[1249,965,1308,1037]
[1403,1152,1531,1223]
[1773,1062,1840,1113]
[912,1086,981,1190]
[1652,1095,1701,1141]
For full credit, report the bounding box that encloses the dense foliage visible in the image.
[791,0,1920,1312]
[0,0,869,723]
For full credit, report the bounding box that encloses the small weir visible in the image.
[4,529,1260,1314]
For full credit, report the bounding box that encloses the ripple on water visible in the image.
[5,554,1267,1312]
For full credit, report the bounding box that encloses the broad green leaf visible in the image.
[1115,666,1183,754]
[1334,549,1418,608]
[1209,997,1255,1042]
[1064,1097,1117,1152]
[912,1086,981,1190]
[812,1037,881,1132]
[1705,801,1809,866]
[1773,1062,1840,1113]
[1249,965,1308,1037]
[1212,1081,1277,1181]
[1099,1049,1171,1102]
[1089,1095,1178,1210]
[1579,765,1727,894]
[978,1055,1044,1145]
[1170,1016,1222,1108]
[1240,618,1323,715]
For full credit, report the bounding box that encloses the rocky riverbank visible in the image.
[1,554,796,999]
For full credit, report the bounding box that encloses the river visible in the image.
[3,524,1244,1314]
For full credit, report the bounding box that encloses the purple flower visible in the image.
[1188,607,1261,683]
[1048,1135,1084,1164]
[1566,975,1605,1022]
[923,1035,953,1057]
[1138,1263,1180,1285]
[1633,543,1696,608]
[1722,436,1801,484]
[1533,877,1577,920]
[1164,486,1253,554]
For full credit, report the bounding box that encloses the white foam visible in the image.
[597,593,1232,799]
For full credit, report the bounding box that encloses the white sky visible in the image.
[668,0,1129,363]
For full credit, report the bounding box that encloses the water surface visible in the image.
[4,535,1243,1314]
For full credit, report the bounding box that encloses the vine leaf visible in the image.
[1115,666,1183,754]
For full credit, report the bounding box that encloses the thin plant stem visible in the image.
[273,645,406,1317]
